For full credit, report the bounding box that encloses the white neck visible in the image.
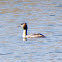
[23,30,27,38]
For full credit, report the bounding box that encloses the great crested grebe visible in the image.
[21,23,45,38]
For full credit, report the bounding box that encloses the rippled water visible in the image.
[0,0,62,62]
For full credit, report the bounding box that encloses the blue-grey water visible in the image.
[0,0,62,62]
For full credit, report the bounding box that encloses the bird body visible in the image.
[21,23,45,38]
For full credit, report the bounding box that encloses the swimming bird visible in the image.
[21,23,45,38]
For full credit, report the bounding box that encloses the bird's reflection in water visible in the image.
[23,37,27,41]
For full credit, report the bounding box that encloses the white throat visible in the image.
[23,30,27,38]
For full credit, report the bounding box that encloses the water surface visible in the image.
[0,0,62,62]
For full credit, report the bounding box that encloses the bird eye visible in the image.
[21,24,22,25]
[21,23,24,25]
